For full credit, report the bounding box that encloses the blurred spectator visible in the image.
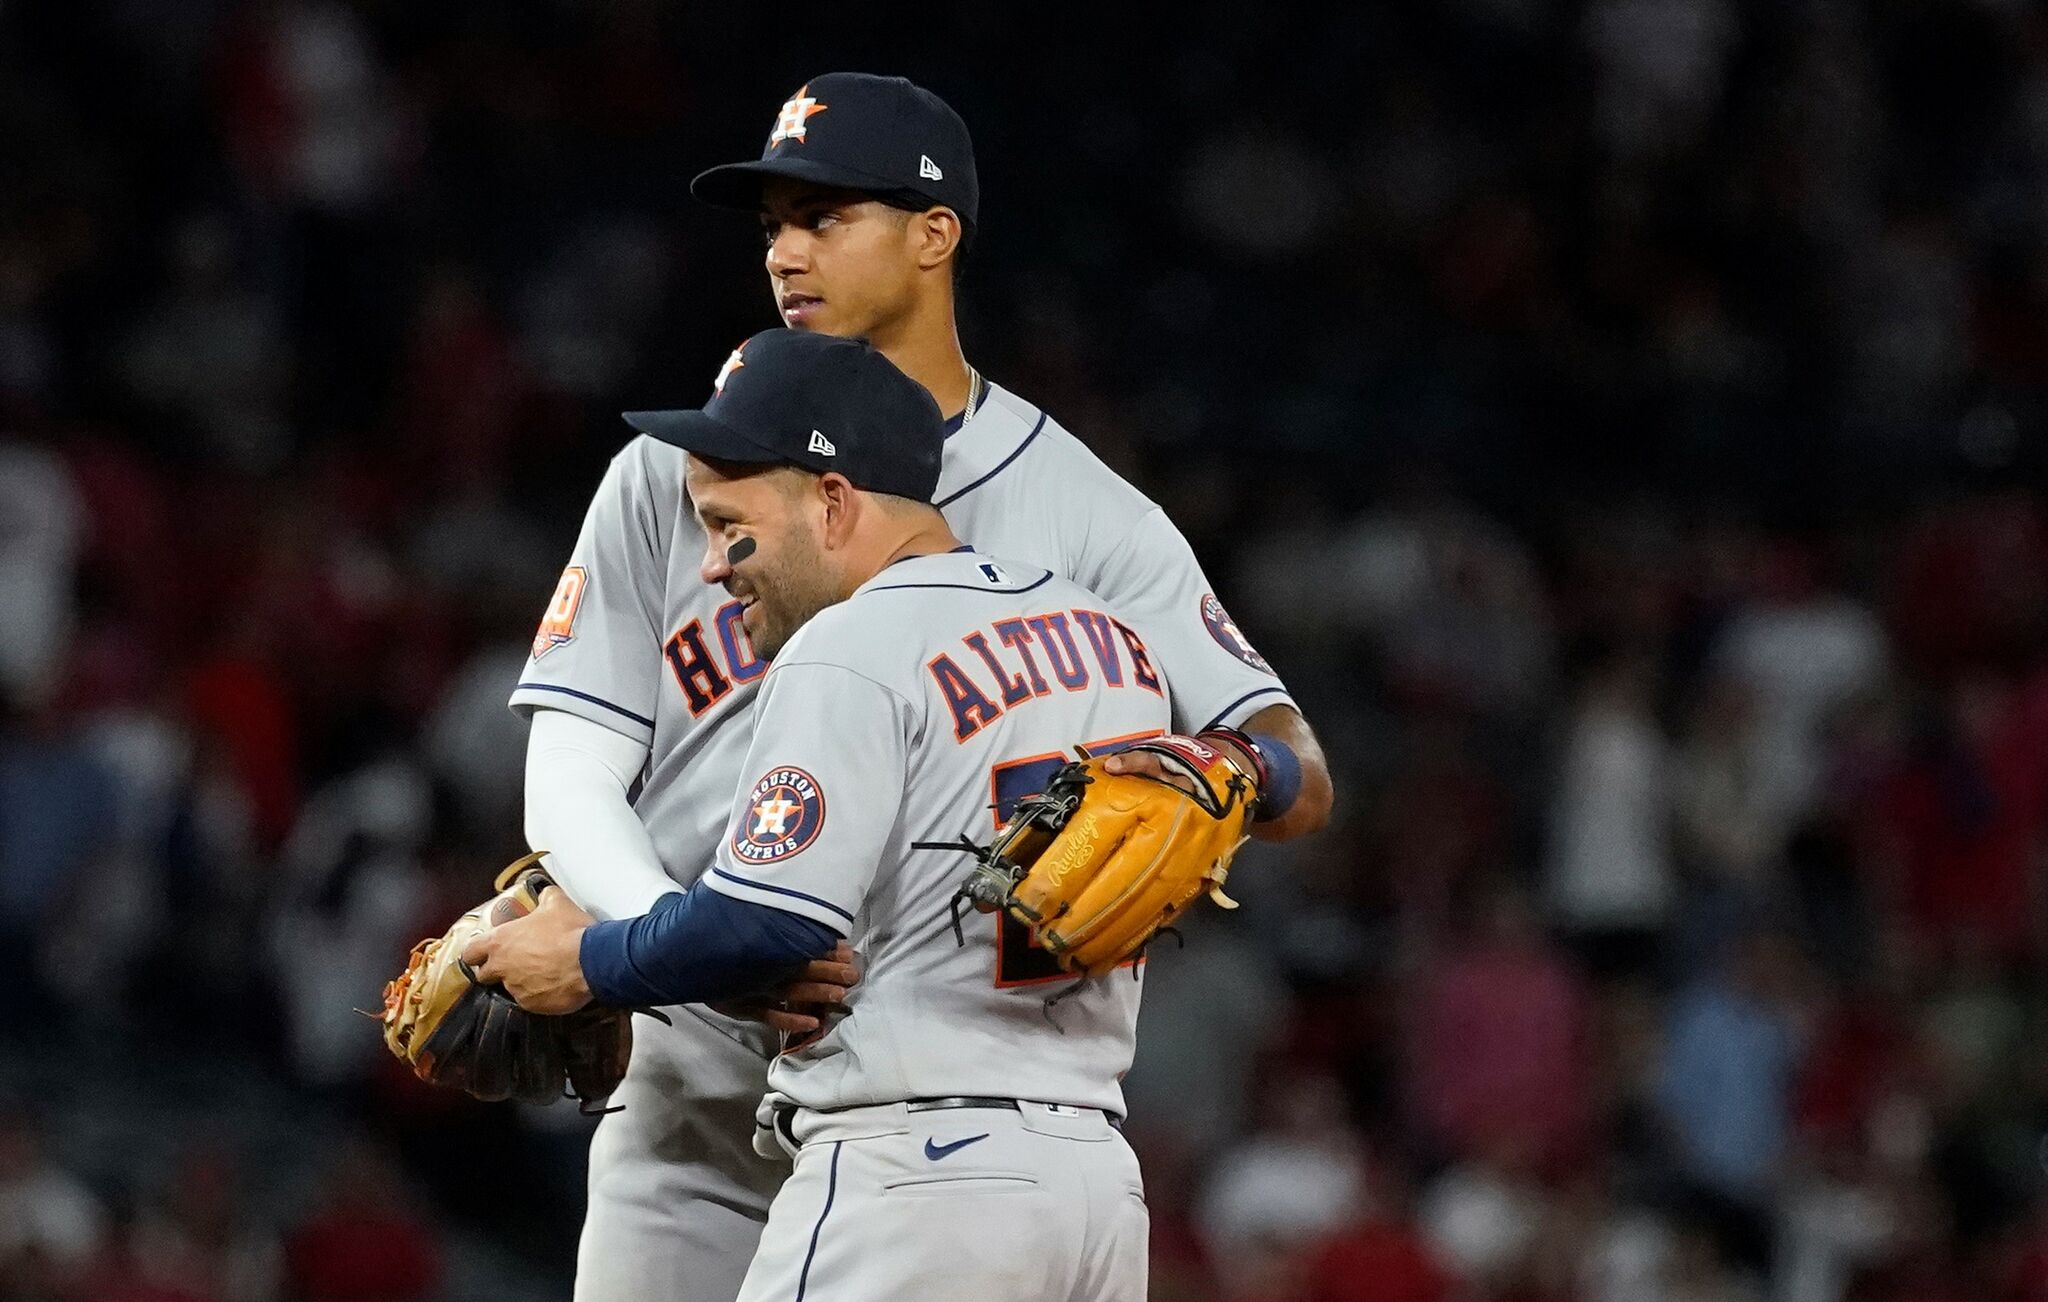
[1875,671,2048,964]
[1886,493,2048,679]
[1334,483,1554,720]
[1841,1179,1972,1302]
[388,265,525,487]
[1841,216,1970,447]
[119,215,290,473]
[1995,1190,2048,1302]
[74,1208,219,1302]
[1196,1070,1369,1300]
[0,700,122,1025]
[1656,926,1812,1273]
[420,643,534,839]
[1416,1143,1548,1294]
[1582,0,1739,163]
[1657,1216,1764,1302]
[281,1137,442,1302]
[1375,705,1513,944]
[1707,546,1889,832]
[1125,909,1292,1155]
[0,1111,104,1281]
[1403,879,1592,1173]
[0,436,83,710]
[1544,650,1676,979]
[265,756,436,1091]
[1292,1154,1456,1302]
[124,1143,281,1302]
[1673,675,1781,891]
[1564,1185,1682,1302]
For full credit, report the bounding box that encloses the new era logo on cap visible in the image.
[808,430,836,456]
[919,155,943,181]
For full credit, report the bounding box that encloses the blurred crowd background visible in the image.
[5,1,2048,1299]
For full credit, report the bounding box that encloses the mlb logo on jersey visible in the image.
[734,766,827,864]
[769,85,828,145]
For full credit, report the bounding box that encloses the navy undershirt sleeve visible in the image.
[579,881,839,1008]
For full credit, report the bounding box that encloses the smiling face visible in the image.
[760,178,932,338]
[684,455,848,660]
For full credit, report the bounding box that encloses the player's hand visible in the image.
[709,941,860,1035]
[462,886,596,1015]
[1114,736,1253,798]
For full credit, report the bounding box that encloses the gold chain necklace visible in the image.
[959,366,986,429]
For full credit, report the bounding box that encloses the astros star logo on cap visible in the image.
[769,84,828,145]
[712,345,745,393]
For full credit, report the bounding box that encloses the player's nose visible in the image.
[700,537,730,586]
[765,229,809,276]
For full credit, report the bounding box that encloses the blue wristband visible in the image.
[1245,732,1302,822]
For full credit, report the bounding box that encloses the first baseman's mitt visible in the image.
[940,736,1258,978]
[378,852,634,1110]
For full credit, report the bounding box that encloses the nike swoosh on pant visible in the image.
[923,1133,990,1161]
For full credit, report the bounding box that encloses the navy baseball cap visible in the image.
[690,73,979,239]
[623,330,945,502]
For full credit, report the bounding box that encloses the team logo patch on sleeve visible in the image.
[1200,593,1274,675]
[734,766,827,864]
[531,566,587,659]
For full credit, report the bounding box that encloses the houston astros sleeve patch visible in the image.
[733,766,827,864]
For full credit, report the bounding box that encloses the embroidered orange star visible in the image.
[770,85,828,145]
[713,345,745,392]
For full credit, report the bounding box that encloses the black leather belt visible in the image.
[906,1097,1122,1130]
[770,1098,1122,1152]
[905,1096,1020,1113]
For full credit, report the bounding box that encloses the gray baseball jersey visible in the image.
[701,549,1172,1116]
[510,382,1292,904]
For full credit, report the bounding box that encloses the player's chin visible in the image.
[745,612,789,660]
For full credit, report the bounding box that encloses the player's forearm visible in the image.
[1239,704,1334,841]
[524,708,679,920]
[579,882,839,1007]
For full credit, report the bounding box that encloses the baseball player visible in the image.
[474,327,1190,1299]
[511,73,1334,1300]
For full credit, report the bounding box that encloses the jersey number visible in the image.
[986,730,1159,987]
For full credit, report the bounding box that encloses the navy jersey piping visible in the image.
[1201,686,1292,731]
[513,682,657,730]
[709,867,856,926]
[861,570,1057,597]
[935,411,1048,507]
[794,1141,843,1299]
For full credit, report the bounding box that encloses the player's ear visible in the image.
[913,208,962,273]
[815,472,861,549]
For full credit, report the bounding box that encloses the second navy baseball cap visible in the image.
[690,73,979,238]
[623,330,945,503]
